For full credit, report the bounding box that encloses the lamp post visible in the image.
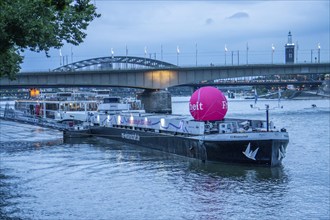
[59,49,62,66]
[224,44,228,65]
[311,49,314,63]
[71,47,73,64]
[237,50,240,65]
[160,44,163,61]
[144,46,147,66]
[176,46,180,66]
[296,41,299,63]
[111,48,114,69]
[195,43,198,67]
[125,45,128,69]
[246,42,249,65]
[317,43,321,63]
[271,44,275,64]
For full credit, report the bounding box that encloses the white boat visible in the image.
[14,92,99,123]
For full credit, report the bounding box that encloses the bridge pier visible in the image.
[138,89,172,114]
[321,79,330,94]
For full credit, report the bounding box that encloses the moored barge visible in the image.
[67,87,289,166]
[88,113,288,166]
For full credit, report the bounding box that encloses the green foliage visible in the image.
[0,0,100,80]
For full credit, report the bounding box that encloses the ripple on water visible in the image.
[0,99,329,219]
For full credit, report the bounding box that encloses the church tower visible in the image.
[285,31,295,64]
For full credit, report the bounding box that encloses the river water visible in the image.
[0,99,329,220]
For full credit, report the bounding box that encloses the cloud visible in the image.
[227,12,249,19]
[205,18,214,25]
[21,1,329,70]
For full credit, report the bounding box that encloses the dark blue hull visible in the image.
[88,126,289,167]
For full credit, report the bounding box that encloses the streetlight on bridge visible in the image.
[296,41,299,63]
[125,45,128,69]
[176,46,180,66]
[224,44,228,65]
[59,49,62,66]
[111,48,114,69]
[195,43,198,67]
[246,42,249,65]
[144,46,148,66]
[318,43,321,63]
[160,44,163,61]
[271,44,275,64]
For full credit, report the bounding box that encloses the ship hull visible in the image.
[89,126,289,167]
[63,129,92,138]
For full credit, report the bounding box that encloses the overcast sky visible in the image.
[21,0,329,71]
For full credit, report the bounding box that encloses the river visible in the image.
[0,98,329,219]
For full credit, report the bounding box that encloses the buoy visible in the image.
[189,86,228,121]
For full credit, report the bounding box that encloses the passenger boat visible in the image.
[66,87,289,167]
[13,92,99,122]
[0,91,100,130]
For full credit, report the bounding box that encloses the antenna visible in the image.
[250,103,285,132]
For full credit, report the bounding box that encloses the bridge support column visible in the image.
[138,89,172,114]
[321,79,330,94]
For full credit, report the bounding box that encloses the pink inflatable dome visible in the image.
[189,86,228,121]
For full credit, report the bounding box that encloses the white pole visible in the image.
[224,44,228,65]
[246,42,249,65]
[161,44,163,61]
[195,43,198,66]
[177,52,179,66]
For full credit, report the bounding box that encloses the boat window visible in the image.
[103,98,120,103]
[56,93,72,97]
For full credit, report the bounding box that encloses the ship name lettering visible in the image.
[121,133,140,141]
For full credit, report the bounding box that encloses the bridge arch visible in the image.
[53,56,177,72]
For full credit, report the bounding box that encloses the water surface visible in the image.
[1,99,329,219]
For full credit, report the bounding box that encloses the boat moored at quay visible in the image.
[65,87,289,166]
[87,114,288,166]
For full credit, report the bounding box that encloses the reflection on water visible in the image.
[189,160,287,181]
[1,134,291,220]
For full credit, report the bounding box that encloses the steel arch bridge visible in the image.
[53,56,177,72]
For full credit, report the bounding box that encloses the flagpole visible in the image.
[176,46,180,66]
[246,42,249,65]
[296,41,299,63]
[71,47,73,64]
[311,49,313,63]
[237,50,239,65]
[317,43,321,63]
[125,45,128,69]
[144,46,147,66]
[271,44,275,64]
[195,43,198,67]
[161,44,163,61]
[224,44,227,65]
[59,49,62,66]
[111,48,114,69]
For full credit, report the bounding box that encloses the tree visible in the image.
[0,0,100,80]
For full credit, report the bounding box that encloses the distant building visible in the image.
[285,31,295,64]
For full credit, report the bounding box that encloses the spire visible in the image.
[288,31,292,44]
